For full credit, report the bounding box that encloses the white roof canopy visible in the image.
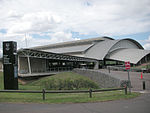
[106,49,150,64]
[42,44,94,53]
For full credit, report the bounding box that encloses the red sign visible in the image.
[125,61,130,70]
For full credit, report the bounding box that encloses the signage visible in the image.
[3,41,18,90]
[125,61,130,70]
[3,55,11,64]
[125,61,131,94]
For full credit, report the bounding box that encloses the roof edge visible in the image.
[123,38,144,49]
[31,36,113,50]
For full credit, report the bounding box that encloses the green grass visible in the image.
[0,91,140,104]
[0,71,140,104]
[0,71,4,90]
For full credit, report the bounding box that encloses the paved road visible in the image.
[0,93,150,113]
[100,69,150,91]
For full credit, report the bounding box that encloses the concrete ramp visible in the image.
[73,69,128,88]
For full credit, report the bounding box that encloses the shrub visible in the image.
[30,72,99,90]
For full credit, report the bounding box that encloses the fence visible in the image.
[107,66,150,73]
[0,87,127,100]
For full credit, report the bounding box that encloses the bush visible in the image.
[30,72,99,90]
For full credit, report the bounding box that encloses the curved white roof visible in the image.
[106,48,150,64]
[85,40,118,60]
[32,36,112,50]
[42,44,94,53]
[84,38,143,61]
[31,36,149,64]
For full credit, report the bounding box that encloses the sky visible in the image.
[0,0,150,57]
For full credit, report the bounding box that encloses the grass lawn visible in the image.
[0,71,140,104]
[0,91,140,104]
[0,71,4,90]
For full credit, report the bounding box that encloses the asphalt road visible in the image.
[100,69,150,91]
[0,92,150,113]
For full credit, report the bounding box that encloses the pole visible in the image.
[143,81,146,90]
[108,66,110,73]
[25,33,28,48]
[125,86,127,95]
[27,56,31,74]
[127,69,131,94]
[89,89,92,98]
[42,89,45,100]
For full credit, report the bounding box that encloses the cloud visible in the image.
[0,0,150,35]
[0,0,150,55]
[143,35,150,49]
[7,12,61,34]
[48,31,80,43]
[67,0,150,35]
[0,31,80,57]
[7,10,22,18]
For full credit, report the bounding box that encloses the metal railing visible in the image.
[107,66,146,72]
[19,67,74,74]
[0,87,127,100]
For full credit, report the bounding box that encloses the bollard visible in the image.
[141,72,143,79]
[125,86,127,95]
[42,89,45,100]
[89,89,92,98]
[143,81,145,90]
[108,67,110,73]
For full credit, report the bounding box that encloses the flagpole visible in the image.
[25,33,28,48]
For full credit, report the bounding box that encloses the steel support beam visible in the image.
[27,56,32,74]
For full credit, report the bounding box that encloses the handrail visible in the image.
[19,67,74,74]
[0,87,127,100]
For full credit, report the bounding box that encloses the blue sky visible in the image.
[0,0,150,57]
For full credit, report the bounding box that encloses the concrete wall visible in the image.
[73,69,128,88]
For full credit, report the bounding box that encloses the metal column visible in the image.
[27,56,32,74]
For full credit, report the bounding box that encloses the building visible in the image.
[18,36,150,76]
[31,36,150,65]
